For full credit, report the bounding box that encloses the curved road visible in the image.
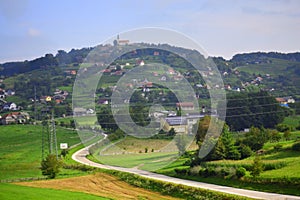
[72,142,300,200]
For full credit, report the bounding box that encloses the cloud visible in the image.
[28,28,41,37]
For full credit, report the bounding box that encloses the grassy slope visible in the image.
[90,136,197,171]
[0,124,81,180]
[0,124,180,200]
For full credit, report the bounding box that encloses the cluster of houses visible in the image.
[0,88,15,100]
[39,89,69,104]
[0,89,20,112]
[0,112,30,125]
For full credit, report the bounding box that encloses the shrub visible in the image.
[174,168,188,175]
[236,167,246,178]
[189,166,201,176]
[273,144,283,151]
[276,124,291,132]
[292,142,300,151]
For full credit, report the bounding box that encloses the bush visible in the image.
[236,167,246,178]
[174,168,188,175]
[292,142,300,151]
[273,144,283,151]
[276,124,291,132]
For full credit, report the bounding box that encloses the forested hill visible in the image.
[231,52,300,65]
[0,43,299,77]
[0,48,93,76]
[1,44,300,98]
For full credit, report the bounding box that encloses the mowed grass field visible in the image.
[0,124,81,180]
[14,173,179,200]
[91,136,198,171]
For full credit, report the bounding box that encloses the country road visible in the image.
[72,141,300,200]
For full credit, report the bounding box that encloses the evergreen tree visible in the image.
[40,154,61,179]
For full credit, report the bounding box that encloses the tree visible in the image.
[40,154,61,179]
[175,134,188,155]
[195,115,211,143]
[283,130,291,141]
[60,149,68,158]
[268,129,281,142]
[70,119,76,129]
[250,155,263,178]
[243,127,269,151]
[168,128,176,136]
[221,125,241,160]
[226,91,285,131]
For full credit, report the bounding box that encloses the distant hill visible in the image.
[0,43,299,99]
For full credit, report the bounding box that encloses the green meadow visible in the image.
[0,183,109,200]
[0,124,81,180]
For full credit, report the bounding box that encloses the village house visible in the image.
[0,112,30,125]
[176,102,195,111]
[161,114,206,134]
[136,60,145,66]
[161,116,188,134]
[40,96,52,103]
[5,89,15,96]
[73,107,87,116]
[276,96,295,106]
[2,102,17,111]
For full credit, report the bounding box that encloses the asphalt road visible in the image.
[72,142,300,200]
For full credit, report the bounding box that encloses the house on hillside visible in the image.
[276,96,295,107]
[176,102,195,111]
[161,114,208,134]
[136,60,145,66]
[0,112,30,125]
[161,117,188,134]
[40,96,52,103]
[73,107,87,116]
[2,102,17,111]
[5,89,15,96]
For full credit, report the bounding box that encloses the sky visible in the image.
[0,0,299,63]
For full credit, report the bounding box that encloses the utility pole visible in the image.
[41,106,58,160]
[34,86,37,124]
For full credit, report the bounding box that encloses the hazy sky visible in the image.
[0,0,299,63]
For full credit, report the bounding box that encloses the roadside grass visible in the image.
[0,183,109,200]
[94,151,178,171]
[90,136,197,171]
[0,124,82,180]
